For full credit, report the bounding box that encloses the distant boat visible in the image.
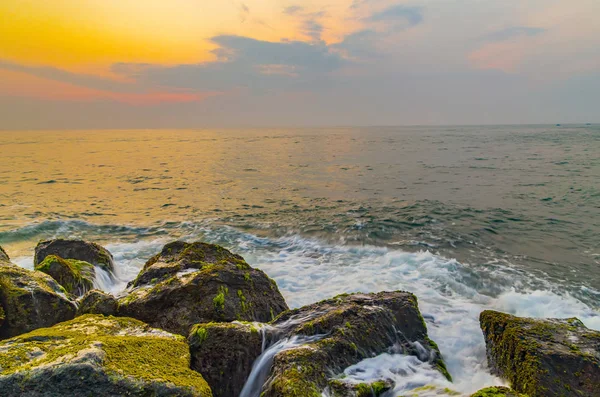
[556,124,561,126]
[586,123,592,125]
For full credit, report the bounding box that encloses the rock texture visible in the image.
[189,322,264,397]
[328,379,394,397]
[76,289,118,317]
[261,292,450,397]
[0,246,9,263]
[34,255,95,296]
[470,387,527,397]
[0,314,212,397]
[34,239,114,274]
[191,291,450,397]
[480,310,600,397]
[118,241,288,335]
[0,263,76,340]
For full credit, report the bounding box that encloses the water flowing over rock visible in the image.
[189,322,264,397]
[0,314,212,396]
[480,310,600,397]
[34,255,95,297]
[191,291,449,397]
[76,289,118,317]
[34,239,115,275]
[118,241,288,335]
[0,263,76,340]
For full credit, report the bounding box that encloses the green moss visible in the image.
[0,315,211,396]
[192,325,208,344]
[213,286,228,311]
[470,386,528,397]
[237,289,249,313]
[35,255,94,295]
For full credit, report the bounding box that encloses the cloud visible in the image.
[239,3,250,23]
[114,35,348,94]
[485,26,546,42]
[283,5,304,15]
[367,5,423,26]
[302,19,324,42]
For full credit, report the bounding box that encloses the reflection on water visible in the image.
[1,126,598,287]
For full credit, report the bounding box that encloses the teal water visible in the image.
[0,125,599,395]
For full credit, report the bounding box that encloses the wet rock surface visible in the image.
[118,241,288,335]
[189,322,264,397]
[0,263,76,340]
[260,291,450,397]
[35,255,95,297]
[76,289,119,317]
[34,239,115,274]
[0,314,212,397]
[328,379,394,397]
[190,291,450,397]
[480,310,600,397]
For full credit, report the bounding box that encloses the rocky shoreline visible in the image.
[0,239,598,396]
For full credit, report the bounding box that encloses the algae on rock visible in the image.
[0,314,213,397]
[118,241,288,335]
[0,263,76,340]
[34,239,115,274]
[35,254,95,297]
[480,310,600,397]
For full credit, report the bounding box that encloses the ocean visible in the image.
[1,125,599,395]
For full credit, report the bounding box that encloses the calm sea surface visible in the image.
[0,125,599,394]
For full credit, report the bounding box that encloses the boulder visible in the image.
[480,310,600,397]
[191,291,449,397]
[189,322,264,397]
[34,239,114,274]
[0,314,212,396]
[76,289,118,317]
[328,379,394,397]
[0,246,9,263]
[34,255,95,297]
[260,292,450,397]
[0,263,76,339]
[118,241,288,335]
[470,387,527,397]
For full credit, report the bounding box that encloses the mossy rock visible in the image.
[35,255,95,297]
[260,291,450,397]
[470,386,528,397]
[0,263,76,340]
[0,246,9,263]
[34,239,114,275]
[118,241,288,335]
[76,289,118,317]
[480,310,600,397]
[0,314,212,396]
[329,378,394,397]
[188,322,263,397]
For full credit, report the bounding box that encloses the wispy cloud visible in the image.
[283,5,304,15]
[485,26,546,42]
[367,4,423,26]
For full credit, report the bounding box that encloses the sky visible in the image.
[1,0,599,128]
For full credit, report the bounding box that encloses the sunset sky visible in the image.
[1,0,599,128]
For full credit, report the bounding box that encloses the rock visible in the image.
[189,322,264,397]
[198,291,449,397]
[328,379,394,397]
[0,246,9,263]
[0,314,213,396]
[76,289,118,317]
[118,241,288,335]
[480,310,600,397]
[470,386,527,397]
[34,255,95,297]
[34,239,114,274]
[0,263,76,339]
